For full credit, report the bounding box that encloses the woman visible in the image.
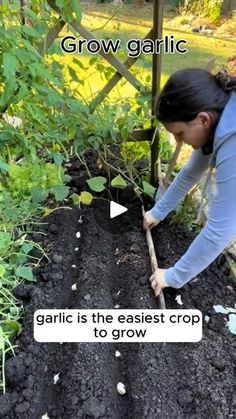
[143,68,236,297]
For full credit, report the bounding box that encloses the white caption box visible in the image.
[34,309,202,343]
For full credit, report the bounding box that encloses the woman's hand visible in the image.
[143,210,160,230]
[150,268,168,297]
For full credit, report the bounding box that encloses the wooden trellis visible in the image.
[39,0,164,182]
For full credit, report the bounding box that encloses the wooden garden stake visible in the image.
[142,206,166,309]
[164,140,183,185]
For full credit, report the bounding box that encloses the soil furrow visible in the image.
[45,207,130,419]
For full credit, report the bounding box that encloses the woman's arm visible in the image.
[151,149,211,220]
[164,134,236,288]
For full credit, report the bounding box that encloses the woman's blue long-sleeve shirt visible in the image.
[150,92,236,289]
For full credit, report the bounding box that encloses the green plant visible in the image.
[69,168,157,207]
[0,225,46,393]
[181,0,223,23]
[0,323,19,394]
[170,186,201,231]
[0,1,89,166]
[0,193,37,232]
[4,161,70,203]
[159,125,174,162]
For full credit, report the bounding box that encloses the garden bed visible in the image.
[1,184,236,418]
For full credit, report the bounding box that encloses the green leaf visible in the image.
[22,7,39,21]
[72,0,82,23]
[73,57,86,69]
[47,91,59,106]
[15,266,34,281]
[0,233,12,251]
[0,159,10,174]
[50,152,64,166]
[31,186,48,203]
[50,185,69,201]
[80,191,93,205]
[0,265,6,278]
[120,126,129,141]
[3,320,22,337]
[142,181,156,198]
[70,193,80,205]
[111,175,127,190]
[3,53,18,80]
[9,307,18,316]
[89,57,98,66]
[68,65,79,81]
[0,80,18,111]
[68,66,83,84]
[11,253,27,266]
[55,0,64,7]
[86,176,107,192]
[22,26,41,38]
[22,243,33,254]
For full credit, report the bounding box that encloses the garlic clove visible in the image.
[117,382,126,395]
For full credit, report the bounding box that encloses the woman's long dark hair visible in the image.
[156,68,236,123]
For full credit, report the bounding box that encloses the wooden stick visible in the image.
[142,206,166,309]
[164,141,183,185]
[155,141,182,200]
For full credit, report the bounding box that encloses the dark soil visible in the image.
[1,155,236,419]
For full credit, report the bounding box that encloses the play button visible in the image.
[110,201,128,219]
